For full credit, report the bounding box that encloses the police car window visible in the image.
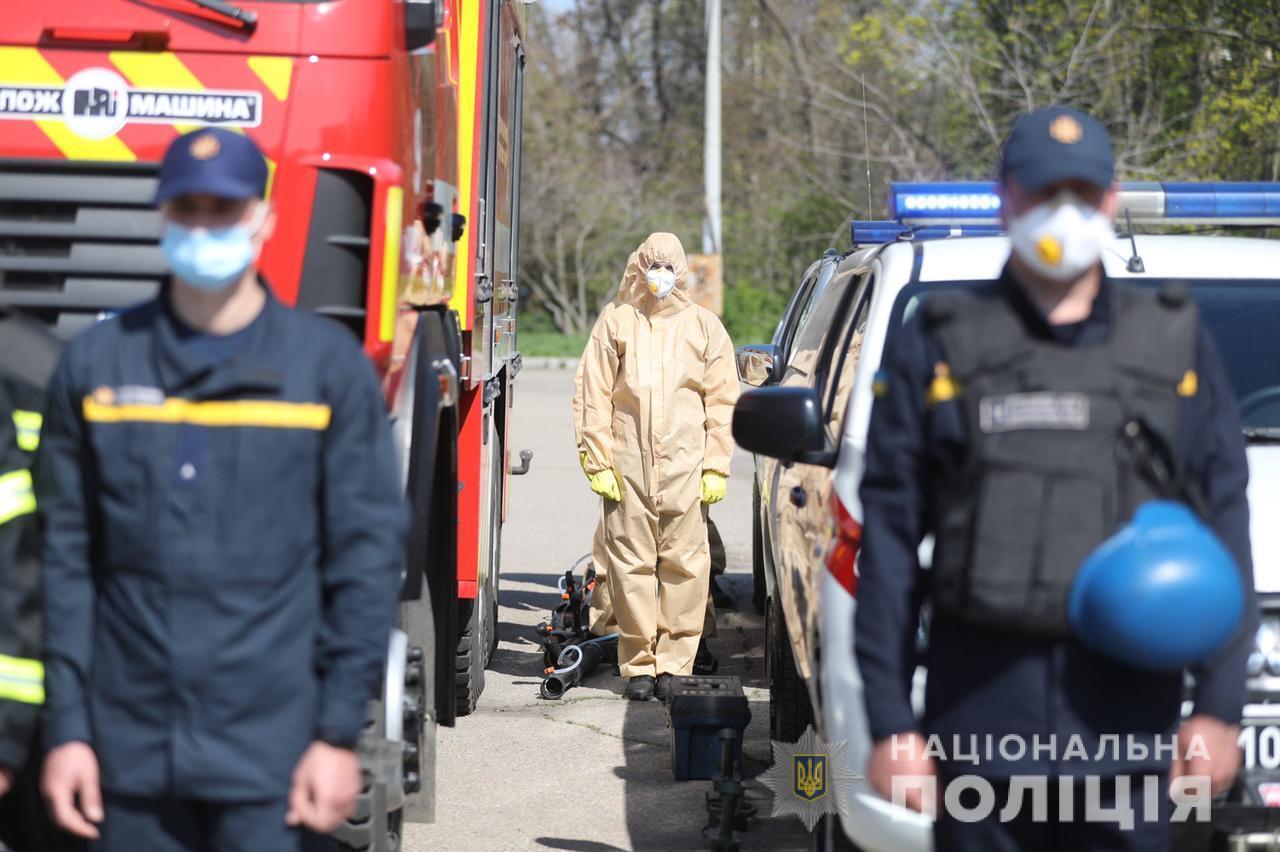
[776,268,818,352]
[884,278,1280,431]
[792,267,836,343]
[777,267,859,390]
[822,274,873,441]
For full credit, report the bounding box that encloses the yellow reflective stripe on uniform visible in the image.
[0,654,44,705]
[13,410,41,452]
[0,469,35,525]
[83,397,332,430]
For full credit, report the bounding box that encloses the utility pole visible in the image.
[703,0,721,255]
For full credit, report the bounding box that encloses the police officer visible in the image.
[857,106,1255,849]
[0,308,78,852]
[36,128,406,850]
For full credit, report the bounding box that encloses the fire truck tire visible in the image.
[331,700,403,852]
[453,597,485,717]
[397,595,434,825]
[767,592,814,744]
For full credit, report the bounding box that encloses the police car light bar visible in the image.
[849,220,1004,246]
[887,181,1280,228]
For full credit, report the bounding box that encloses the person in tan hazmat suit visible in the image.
[578,232,738,701]
[574,341,727,672]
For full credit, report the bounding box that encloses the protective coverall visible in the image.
[579,233,738,677]
[574,349,723,641]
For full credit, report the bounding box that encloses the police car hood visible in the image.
[1247,446,1280,593]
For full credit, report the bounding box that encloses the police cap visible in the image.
[154,128,268,205]
[1000,106,1114,194]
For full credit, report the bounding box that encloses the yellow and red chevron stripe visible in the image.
[0,46,292,180]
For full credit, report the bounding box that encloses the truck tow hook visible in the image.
[510,449,533,476]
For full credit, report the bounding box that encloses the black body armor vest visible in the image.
[925,282,1197,636]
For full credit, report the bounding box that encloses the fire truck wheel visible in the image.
[331,699,404,852]
[453,597,486,717]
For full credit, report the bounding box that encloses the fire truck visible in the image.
[1,0,526,848]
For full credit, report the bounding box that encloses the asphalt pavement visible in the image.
[403,366,810,852]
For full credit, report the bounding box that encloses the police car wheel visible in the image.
[767,593,814,743]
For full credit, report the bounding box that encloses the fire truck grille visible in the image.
[0,159,165,339]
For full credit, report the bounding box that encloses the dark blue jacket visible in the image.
[36,286,406,800]
[856,267,1256,777]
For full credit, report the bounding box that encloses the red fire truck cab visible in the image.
[1,1,526,848]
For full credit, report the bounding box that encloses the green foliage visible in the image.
[723,282,789,346]
[521,0,1280,343]
[518,330,591,358]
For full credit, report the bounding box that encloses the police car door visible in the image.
[772,264,873,684]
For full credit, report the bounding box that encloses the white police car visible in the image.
[736,181,1280,852]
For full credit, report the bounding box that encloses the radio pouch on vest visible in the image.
[925,281,1197,636]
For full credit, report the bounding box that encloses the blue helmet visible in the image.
[1068,501,1244,671]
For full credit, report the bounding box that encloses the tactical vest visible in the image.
[925,282,1197,636]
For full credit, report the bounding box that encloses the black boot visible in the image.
[694,639,718,675]
[625,675,655,701]
[655,673,674,702]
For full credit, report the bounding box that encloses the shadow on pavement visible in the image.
[610,581,810,852]
[535,839,629,852]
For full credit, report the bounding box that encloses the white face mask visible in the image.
[1007,192,1116,282]
[646,266,676,299]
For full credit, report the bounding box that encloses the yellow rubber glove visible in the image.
[579,451,591,476]
[700,471,727,505]
[588,468,622,502]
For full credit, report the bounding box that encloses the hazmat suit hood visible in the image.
[621,232,693,316]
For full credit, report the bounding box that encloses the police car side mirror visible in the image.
[736,343,781,387]
[733,387,827,465]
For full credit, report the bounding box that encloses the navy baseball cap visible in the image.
[154,128,268,205]
[999,106,1114,194]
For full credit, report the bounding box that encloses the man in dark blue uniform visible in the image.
[36,128,406,850]
[857,106,1255,850]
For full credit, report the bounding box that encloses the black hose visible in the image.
[540,639,612,700]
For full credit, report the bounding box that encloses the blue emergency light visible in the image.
[852,181,1280,246]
